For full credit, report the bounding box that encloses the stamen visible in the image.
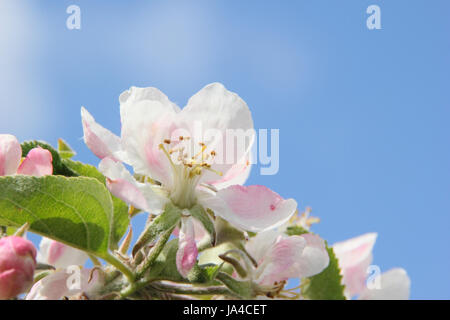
[192,144,207,160]
[204,166,223,176]
[159,143,177,171]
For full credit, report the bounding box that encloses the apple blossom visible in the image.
[333,233,410,300]
[0,236,37,299]
[0,134,53,177]
[26,267,104,300]
[37,237,89,269]
[81,83,297,277]
[245,227,329,292]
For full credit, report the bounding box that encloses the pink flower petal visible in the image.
[256,235,306,285]
[203,185,297,232]
[17,147,53,177]
[333,233,377,298]
[0,134,22,176]
[37,238,88,269]
[0,236,37,299]
[208,153,252,190]
[81,107,125,161]
[176,217,198,278]
[99,157,167,213]
[341,254,372,298]
[333,233,377,269]
[173,218,207,243]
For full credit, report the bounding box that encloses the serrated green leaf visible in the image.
[0,175,116,258]
[132,203,181,256]
[285,225,309,236]
[61,159,129,248]
[57,138,76,159]
[21,140,77,177]
[301,245,346,300]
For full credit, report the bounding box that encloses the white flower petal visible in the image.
[99,157,167,214]
[208,153,252,190]
[333,233,377,269]
[37,238,88,269]
[81,107,125,161]
[255,235,306,285]
[200,185,297,232]
[119,87,179,186]
[358,268,411,300]
[180,83,255,185]
[26,267,103,300]
[296,233,329,278]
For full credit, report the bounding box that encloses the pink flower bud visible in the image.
[0,236,37,299]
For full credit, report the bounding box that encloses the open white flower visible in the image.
[333,233,410,300]
[81,83,297,277]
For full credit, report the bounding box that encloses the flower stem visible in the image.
[135,226,174,280]
[150,281,236,297]
[103,253,135,283]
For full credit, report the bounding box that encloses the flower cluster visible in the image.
[0,84,410,300]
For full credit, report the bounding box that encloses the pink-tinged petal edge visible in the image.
[333,233,377,269]
[0,134,22,176]
[176,217,198,278]
[333,233,377,298]
[208,154,252,190]
[212,185,297,232]
[17,147,53,177]
[81,107,122,160]
[99,157,151,212]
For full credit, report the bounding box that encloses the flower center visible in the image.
[159,137,222,209]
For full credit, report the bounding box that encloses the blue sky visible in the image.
[1,1,449,299]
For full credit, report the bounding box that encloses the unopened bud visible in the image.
[0,236,37,299]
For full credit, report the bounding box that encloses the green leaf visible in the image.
[285,225,309,236]
[132,203,181,256]
[190,204,215,245]
[21,141,77,177]
[0,175,116,258]
[301,245,346,300]
[61,159,129,248]
[57,138,76,159]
